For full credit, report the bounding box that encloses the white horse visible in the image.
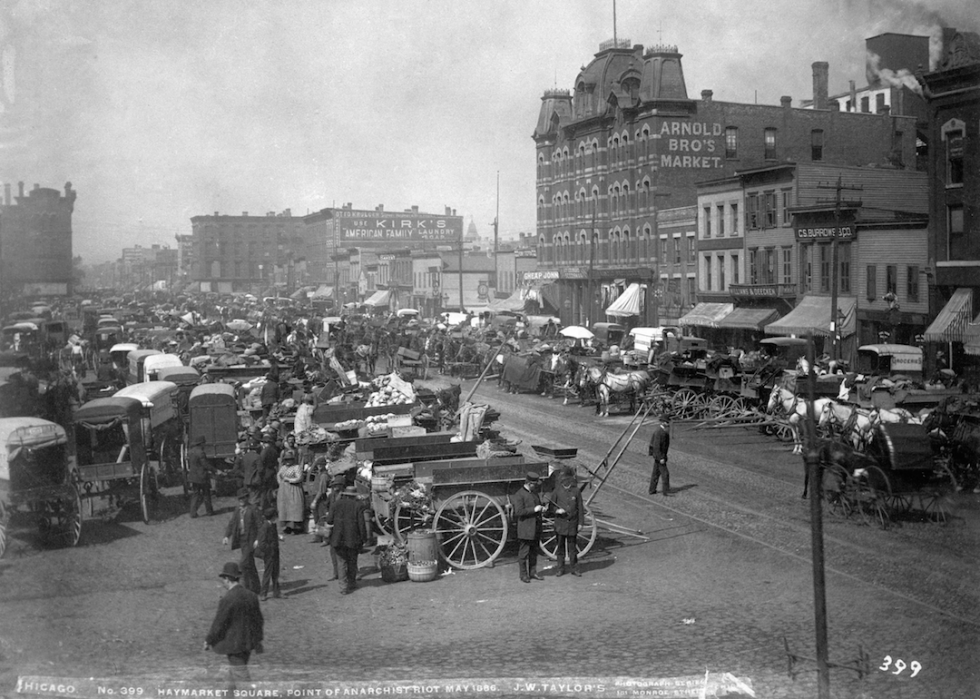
[766,386,832,455]
[584,365,649,417]
[822,400,877,451]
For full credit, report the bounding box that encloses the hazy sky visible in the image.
[0,0,974,264]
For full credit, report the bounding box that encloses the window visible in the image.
[764,192,777,228]
[687,277,696,303]
[725,127,738,159]
[907,265,919,303]
[703,207,712,238]
[731,203,739,235]
[866,265,876,301]
[674,238,681,265]
[782,191,792,225]
[860,95,870,113]
[876,93,885,112]
[819,244,830,292]
[748,249,758,284]
[801,245,811,291]
[687,235,696,260]
[886,265,897,295]
[949,205,964,235]
[811,129,824,161]
[781,248,792,284]
[704,255,713,291]
[746,195,759,229]
[717,205,725,237]
[732,254,739,284]
[764,128,777,159]
[839,244,851,293]
[764,248,776,284]
[718,255,726,290]
[947,130,964,186]
[659,237,667,263]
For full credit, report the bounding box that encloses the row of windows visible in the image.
[542,233,696,266]
[544,186,667,220]
[538,126,827,180]
[866,264,920,303]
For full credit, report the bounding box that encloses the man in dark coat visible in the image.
[255,507,281,601]
[223,488,263,594]
[237,436,263,508]
[204,561,264,689]
[258,433,280,510]
[511,472,546,583]
[260,374,279,419]
[548,464,585,577]
[648,414,672,495]
[187,434,214,518]
[326,486,370,595]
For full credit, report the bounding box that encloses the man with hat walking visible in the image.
[187,434,214,518]
[205,561,264,689]
[326,485,371,594]
[237,433,263,508]
[258,432,280,511]
[512,472,546,582]
[648,414,672,496]
[223,488,263,594]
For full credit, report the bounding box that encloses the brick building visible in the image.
[532,38,918,328]
[918,29,980,370]
[189,209,306,294]
[0,181,76,298]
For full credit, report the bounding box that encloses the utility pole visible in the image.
[588,198,597,326]
[458,221,465,313]
[493,170,500,294]
[816,176,862,361]
[651,190,671,327]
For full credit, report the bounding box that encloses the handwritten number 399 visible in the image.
[879,656,921,677]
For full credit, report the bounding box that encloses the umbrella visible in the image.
[396,308,420,317]
[226,319,253,332]
[559,326,594,340]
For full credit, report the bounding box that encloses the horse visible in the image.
[583,365,649,417]
[766,386,833,455]
[821,400,877,451]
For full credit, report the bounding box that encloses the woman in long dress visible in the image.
[277,450,306,534]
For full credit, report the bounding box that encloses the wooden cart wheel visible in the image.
[49,482,83,548]
[432,491,508,570]
[707,394,742,418]
[857,465,891,529]
[392,500,431,542]
[772,421,796,442]
[671,388,701,419]
[140,462,158,524]
[0,499,8,559]
[538,505,597,560]
[821,464,853,518]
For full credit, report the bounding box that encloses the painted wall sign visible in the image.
[794,226,855,240]
[658,121,723,168]
[337,210,463,242]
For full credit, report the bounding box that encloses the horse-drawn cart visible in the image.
[0,417,82,557]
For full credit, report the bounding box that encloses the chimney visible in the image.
[214,211,219,216]
[3,184,10,206]
[701,89,713,104]
[849,80,857,112]
[412,205,419,213]
[781,95,792,110]
[242,211,249,216]
[18,181,24,198]
[812,61,829,110]
[445,206,451,215]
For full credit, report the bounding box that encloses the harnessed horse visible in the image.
[766,386,833,455]
[581,365,649,417]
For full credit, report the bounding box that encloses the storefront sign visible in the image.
[658,120,723,169]
[730,283,797,298]
[794,225,854,240]
[337,209,463,242]
[521,270,560,281]
[560,267,587,280]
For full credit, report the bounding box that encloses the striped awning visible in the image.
[605,283,642,317]
[363,289,391,307]
[678,302,734,328]
[964,313,980,356]
[716,307,779,330]
[924,288,973,343]
[764,295,856,337]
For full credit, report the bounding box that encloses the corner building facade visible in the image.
[533,39,918,327]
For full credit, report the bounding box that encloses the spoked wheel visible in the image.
[392,501,433,542]
[707,394,743,419]
[821,464,853,518]
[432,491,508,569]
[856,465,891,529]
[539,505,597,560]
[43,482,83,548]
[140,462,158,524]
[671,388,702,419]
[773,421,797,442]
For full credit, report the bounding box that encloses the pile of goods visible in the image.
[365,413,399,436]
[366,373,416,407]
[295,426,338,445]
[332,418,366,432]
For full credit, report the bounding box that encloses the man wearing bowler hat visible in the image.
[187,434,214,518]
[205,562,264,689]
[223,488,263,594]
[512,472,546,582]
[326,485,371,594]
[648,414,672,496]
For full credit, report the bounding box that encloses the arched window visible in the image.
[623,228,633,261]
[622,133,630,163]
[623,183,631,214]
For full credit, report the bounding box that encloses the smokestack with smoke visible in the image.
[866,51,924,96]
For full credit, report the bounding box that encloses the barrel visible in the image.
[406,531,440,564]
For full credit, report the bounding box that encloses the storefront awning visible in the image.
[363,289,391,307]
[489,293,526,313]
[605,283,641,317]
[963,313,980,356]
[716,307,780,330]
[764,295,856,337]
[923,287,973,343]
[678,302,734,328]
[310,285,334,300]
